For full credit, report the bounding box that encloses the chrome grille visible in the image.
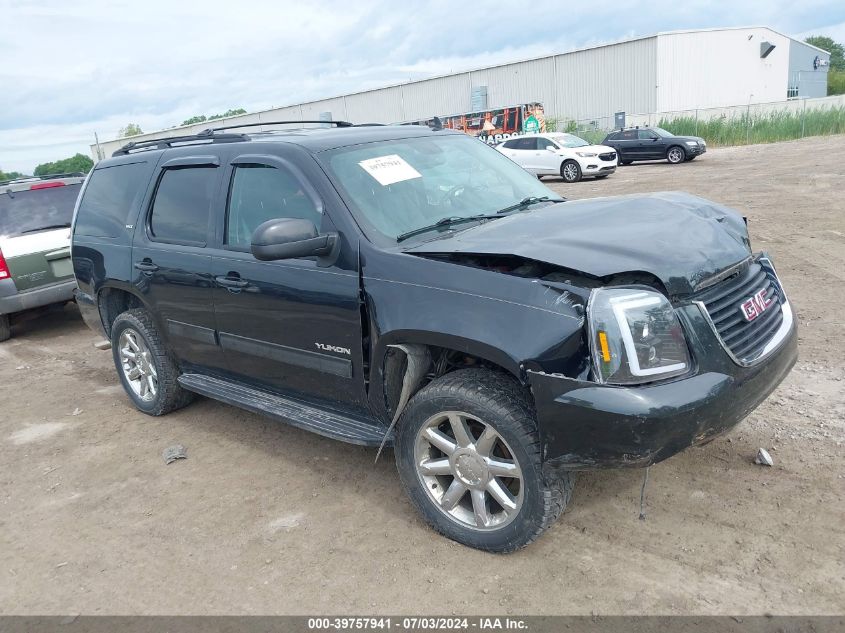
[695,261,785,363]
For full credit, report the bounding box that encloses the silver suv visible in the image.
[0,173,85,341]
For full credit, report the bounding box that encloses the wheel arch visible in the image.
[96,284,152,337]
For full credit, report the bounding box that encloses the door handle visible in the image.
[134,261,159,273]
[215,276,249,289]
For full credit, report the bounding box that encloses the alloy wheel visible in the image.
[562,163,579,181]
[118,328,158,402]
[414,411,524,531]
[668,147,684,163]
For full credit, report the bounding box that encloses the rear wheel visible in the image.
[667,146,686,164]
[560,160,582,183]
[395,368,573,552]
[0,314,10,342]
[110,309,193,416]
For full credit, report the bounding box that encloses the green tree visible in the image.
[181,108,247,126]
[0,168,27,181]
[33,153,94,177]
[119,123,143,137]
[180,115,207,126]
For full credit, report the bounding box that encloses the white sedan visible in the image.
[496,133,617,182]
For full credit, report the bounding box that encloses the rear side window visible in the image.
[513,137,537,150]
[75,162,150,238]
[0,184,81,238]
[226,164,321,250]
[149,167,217,244]
[619,130,637,140]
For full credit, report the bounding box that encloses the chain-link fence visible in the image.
[545,94,845,147]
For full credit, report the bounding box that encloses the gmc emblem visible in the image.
[740,289,773,322]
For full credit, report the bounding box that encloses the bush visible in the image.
[657,107,845,146]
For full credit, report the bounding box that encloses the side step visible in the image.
[178,373,391,447]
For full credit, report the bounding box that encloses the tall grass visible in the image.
[657,106,845,147]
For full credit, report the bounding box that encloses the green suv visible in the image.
[0,173,85,341]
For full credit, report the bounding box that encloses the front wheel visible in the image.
[395,368,572,552]
[667,146,686,164]
[560,160,582,183]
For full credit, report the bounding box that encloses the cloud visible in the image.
[1,0,844,173]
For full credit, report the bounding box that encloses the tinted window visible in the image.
[619,130,637,140]
[226,164,321,249]
[75,162,149,238]
[0,183,81,238]
[502,139,519,149]
[638,130,658,139]
[537,137,558,150]
[512,137,537,150]
[149,167,217,244]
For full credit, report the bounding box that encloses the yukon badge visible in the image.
[739,288,773,322]
[315,342,352,355]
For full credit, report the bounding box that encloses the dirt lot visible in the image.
[1,136,843,615]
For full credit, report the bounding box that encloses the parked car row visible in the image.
[495,126,706,182]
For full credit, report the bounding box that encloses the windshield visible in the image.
[551,134,590,148]
[0,183,81,238]
[653,127,674,138]
[323,134,555,242]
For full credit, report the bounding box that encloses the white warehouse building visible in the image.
[94,26,830,157]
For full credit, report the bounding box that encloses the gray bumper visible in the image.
[0,278,76,315]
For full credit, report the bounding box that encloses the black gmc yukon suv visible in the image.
[71,122,796,552]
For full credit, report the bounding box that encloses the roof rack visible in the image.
[113,132,249,157]
[204,120,353,133]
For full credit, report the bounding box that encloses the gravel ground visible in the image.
[1,136,843,615]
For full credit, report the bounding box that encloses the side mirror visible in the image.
[251,218,337,261]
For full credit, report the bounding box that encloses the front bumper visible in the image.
[529,300,797,470]
[0,278,76,316]
[686,144,707,156]
[73,288,108,338]
[582,161,617,177]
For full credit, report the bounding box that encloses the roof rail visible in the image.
[112,132,249,157]
[204,120,353,133]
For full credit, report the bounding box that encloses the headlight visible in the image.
[685,141,698,146]
[588,288,691,384]
[576,151,597,157]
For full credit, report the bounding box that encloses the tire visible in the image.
[110,308,194,416]
[560,160,582,183]
[620,160,633,166]
[536,174,544,180]
[666,146,686,164]
[0,314,10,342]
[395,368,573,553]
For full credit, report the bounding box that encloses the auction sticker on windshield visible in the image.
[359,155,422,186]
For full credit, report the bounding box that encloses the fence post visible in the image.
[802,99,806,138]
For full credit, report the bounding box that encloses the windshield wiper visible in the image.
[396,214,502,243]
[20,223,71,234]
[492,195,564,216]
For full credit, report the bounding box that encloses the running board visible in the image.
[178,374,390,447]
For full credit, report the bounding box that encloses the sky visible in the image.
[1,0,844,175]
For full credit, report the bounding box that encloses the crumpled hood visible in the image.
[405,191,751,296]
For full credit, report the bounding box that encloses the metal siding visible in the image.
[470,57,557,116]
[344,86,404,123]
[299,97,348,121]
[656,28,790,112]
[788,40,829,99]
[553,37,657,124]
[400,73,473,121]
